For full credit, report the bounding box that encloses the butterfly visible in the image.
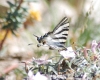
[34,17,69,51]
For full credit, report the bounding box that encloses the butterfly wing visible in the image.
[48,17,69,50]
[36,17,69,50]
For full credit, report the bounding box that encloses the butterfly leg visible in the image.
[37,44,43,47]
[49,46,54,50]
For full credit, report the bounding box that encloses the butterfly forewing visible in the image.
[50,17,69,48]
[52,17,69,34]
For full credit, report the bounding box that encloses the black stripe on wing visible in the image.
[53,37,67,39]
[59,42,66,44]
[57,45,65,47]
[54,42,66,48]
[53,42,66,46]
[55,28,69,34]
[62,34,68,36]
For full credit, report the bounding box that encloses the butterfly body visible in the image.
[35,17,69,51]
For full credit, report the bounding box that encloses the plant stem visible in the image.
[0,29,9,50]
[15,0,23,11]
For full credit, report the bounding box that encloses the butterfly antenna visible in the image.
[33,34,38,38]
[28,43,33,45]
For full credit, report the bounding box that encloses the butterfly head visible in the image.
[33,34,42,43]
[37,37,42,43]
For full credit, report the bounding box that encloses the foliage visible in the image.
[25,40,100,80]
[2,1,28,33]
[0,0,28,50]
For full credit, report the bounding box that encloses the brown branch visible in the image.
[15,0,23,11]
[0,29,9,50]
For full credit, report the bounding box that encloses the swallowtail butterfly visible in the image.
[34,17,69,51]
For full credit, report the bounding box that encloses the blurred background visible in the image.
[0,0,100,79]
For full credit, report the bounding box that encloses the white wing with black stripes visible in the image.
[51,17,69,49]
[53,17,69,34]
[34,17,69,51]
